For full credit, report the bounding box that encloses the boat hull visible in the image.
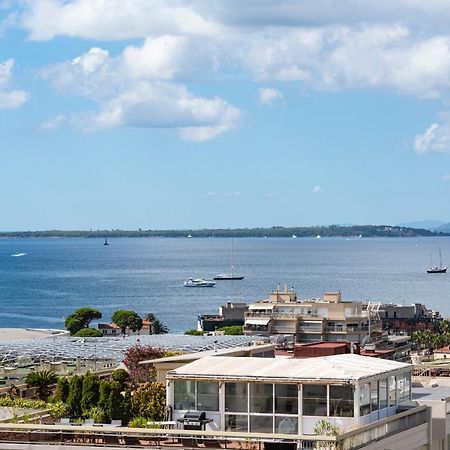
[213,275,244,280]
[427,267,447,273]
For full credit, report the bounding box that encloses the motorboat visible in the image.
[183,278,216,287]
[213,273,244,280]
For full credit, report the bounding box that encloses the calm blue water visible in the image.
[0,237,450,332]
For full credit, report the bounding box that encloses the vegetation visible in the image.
[67,375,83,419]
[123,344,165,385]
[25,370,58,401]
[314,419,340,436]
[131,382,166,421]
[0,225,446,238]
[217,325,244,335]
[64,307,102,335]
[413,320,450,351]
[81,372,100,413]
[111,310,143,335]
[151,318,169,334]
[184,329,205,335]
[111,368,130,389]
[74,327,102,337]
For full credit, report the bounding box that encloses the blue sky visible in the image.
[1,1,450,230]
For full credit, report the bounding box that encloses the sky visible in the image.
[2,1,450,230]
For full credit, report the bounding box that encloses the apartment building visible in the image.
[244,286,382,343]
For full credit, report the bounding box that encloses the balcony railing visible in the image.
[0,405,428,450]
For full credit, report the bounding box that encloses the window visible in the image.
[303,385,327,416]
[276,417,298,434]
[370,381,378,412]
[197,381,219,411]
[225,383,248,412]
[379,378,388,409]
[275,384,298,414]
[174,380,195,410]
[225,415,248,432]
[397,372,411,402]
[250,383,273,413]
[250,415,273,433]
[329,385,354,417]
[388,376,396,406]
[360,383,371,416]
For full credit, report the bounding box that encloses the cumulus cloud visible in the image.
[258,87,284,105]
[312,185,323,194]
[0,59,28,109]
[43,47,241,140]
[414,123,450,154]
[39,114,65,131]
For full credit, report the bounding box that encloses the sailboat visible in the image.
[104,238,109,246]
[427,247,447,273]
[214,239,244,280]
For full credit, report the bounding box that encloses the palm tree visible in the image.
[25,370,58,401]
[144,313,156,323]
[151,319,169,335]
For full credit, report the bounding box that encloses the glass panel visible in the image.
[379,378,388,409]
[250,383,273,413]
[197,381,219,411]
[276,417,298,435]
[250,415,273,433]
[329,385,354,417]
[174,380,195,410]
[303,384,327,416]
[370,381,378,411]
[388,376,396,406]
[225,415,248,432]
[275,384,298,414]
[225,383,248,413]
[360,383,371,416]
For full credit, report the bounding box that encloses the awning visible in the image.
[246,318,271,326]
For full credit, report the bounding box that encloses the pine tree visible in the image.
[55,377,70,402]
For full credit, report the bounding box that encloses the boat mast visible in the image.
[231,238,234,277]
[440,247,442,269]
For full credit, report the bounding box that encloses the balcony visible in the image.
[0,405,429,450]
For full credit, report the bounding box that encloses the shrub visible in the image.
[25,370,58,401]
[111,369,130,388]
[217,325,244,335]
[74,328,102,337]
[81,372,100,414]
[131,382,166,421]
[184,329,204,336]
[128,416,149,428]
[55,377,70,402]
[123,344,165,385]
[67,375,83,419]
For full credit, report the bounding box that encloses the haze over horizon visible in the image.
[2,1,450,229]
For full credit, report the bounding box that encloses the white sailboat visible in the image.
[214,239,244,280]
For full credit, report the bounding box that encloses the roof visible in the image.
[168,353,412,383]
[412,385,450,402]
[435,346,450,353]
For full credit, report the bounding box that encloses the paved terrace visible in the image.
[0,334,263,365]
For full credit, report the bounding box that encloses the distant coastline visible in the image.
[0,225,447,238]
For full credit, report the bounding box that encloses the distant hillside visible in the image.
[435,223,450,233]
[397,220,446,231]
[0,225,447,238]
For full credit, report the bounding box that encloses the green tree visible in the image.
[74,328,102,337]
[98,380,112,422]
[131,382,166,421]
[107,381,124,421]
[111,310,143,335]
[65,307,102,335]
[112,369,130,389]
[25,370,58,401]
[67,375,83,419]
[81,372,100,414]
[151,319,169,335]
[55,377,70,402]
[144,313,156,323]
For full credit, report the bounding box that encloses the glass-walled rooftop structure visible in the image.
[167,354,412,435]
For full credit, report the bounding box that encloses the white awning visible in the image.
[246,318,270,326]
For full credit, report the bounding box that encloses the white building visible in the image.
[166,353,427,449]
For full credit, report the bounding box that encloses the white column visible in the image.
[166,379,173,409]
[298,384,302,435]
[219,382,225,431]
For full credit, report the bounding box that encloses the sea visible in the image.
[0,237,450,333]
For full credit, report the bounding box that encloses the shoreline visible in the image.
[0,328,68,343]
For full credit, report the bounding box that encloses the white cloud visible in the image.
[442,174,450,181]
[258,87,284,105]
[39,114,65,131]
[312,185,323,194]
[206,191,242,197]
[0,59,28,109]
[414,123,450,154]
[43,48,241,140]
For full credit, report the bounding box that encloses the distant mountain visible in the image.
[397,220,447,231]
[435,223,450,233]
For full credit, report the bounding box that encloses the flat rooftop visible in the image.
[412,385,450,401]
[168,353,411,383]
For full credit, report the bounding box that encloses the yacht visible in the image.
[427,248,447,273]
[183,278,216,287]
[214,239,244,281]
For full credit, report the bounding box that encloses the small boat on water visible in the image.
[427,247,447,273]
[213,274,244,281]
[183,278,216,287]
[104,238,109,246]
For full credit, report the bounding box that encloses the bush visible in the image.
[84,406,107,424]
[55,378,69,402]
[128,416,150,428]
[131,382,166,421]
[81,372,100,414]
[67,375,83,419]
[112,369,130,387]
[217,325,244,335]
[74,328,102,337]
[123,345,165,385]
[184,329,204,335]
